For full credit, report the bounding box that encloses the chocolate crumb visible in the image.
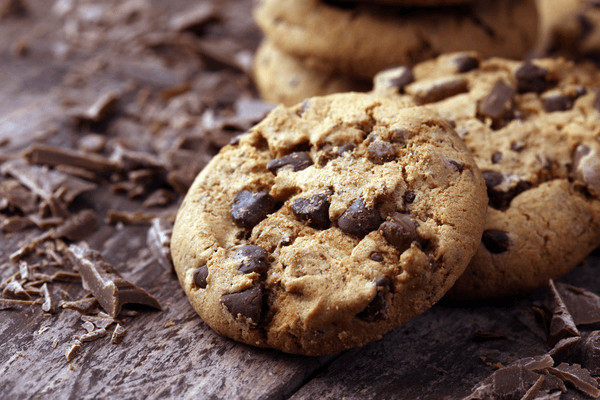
[80,328,108,342]
[111,323,128,344]
[40,283,54,313]
[65,340,82,362]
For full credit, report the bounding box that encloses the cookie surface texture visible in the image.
[171,92,487,355]
[373,53,600,299]
[253,40,369,106]
[253,0,538,80]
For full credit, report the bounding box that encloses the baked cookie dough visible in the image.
[253,40,369,106]
[373,52,600,299]
[326,0,478,6]
[171,92,487,355]
[253,0,538,80]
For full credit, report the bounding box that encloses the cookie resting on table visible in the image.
[253,0,538,80]
[373,52,600,299]
[171,92,487,355]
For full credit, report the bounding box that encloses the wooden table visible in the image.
[1,0,598,398]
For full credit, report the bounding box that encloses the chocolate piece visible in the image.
[482,170,504,188]
[453,54,479,73]
[1,216,34,233]
[572,144,600,197]
[482,170,531,209]
[380,213,420,253]
[448,159,464,173]
[291,193,330,229]
[80,328,108,342]
[40,283,54,313]
[235,245,269,276]
[481,229,510,254]
[2,280,30,299]
[478,80,514,120]
[465,365,543,400]
[147,218,173,271]
[548,363,600,398]
[510,141,526,152]
[72,91,119,123]
[106,210,173,225]
[582,331,600,375]
[548,280,580,348]
[82,321,95,333]
[337,198,383,238]
[374,66,414,92]
[24,143,118,173]
[143,189,176,208]
[410,76,469,104]
[267,152,313,174]
[515,63,548,94]
[370,252,383,262]
[111,323,128,344]
[60,298,100,314]
[52,210,97,241]
[9,231,53,261]
[491,152,502,164]
[231,190,276,229]
[192,265,209,289]
[81,313,116,329]
[555,282,600,325]
[65,339,82,362]
[168,3,217,32]
[357,276,391,322]
[0,298,39,310]
[404,191,416,204]
[337,144,355,155]
[221,284,262,323]
[67,244,161,318]
[512,354,554,372]
[549,336,581,357]
[367,141,396,164]
[543,94,574,112]
[0,179,38,214]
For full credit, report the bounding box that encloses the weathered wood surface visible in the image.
[1,1,599,399]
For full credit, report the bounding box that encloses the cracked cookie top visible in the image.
[374,53,600,299]
[171,92,487,355]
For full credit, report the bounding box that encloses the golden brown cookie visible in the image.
[171,92,487,355]
[373,53,600,299]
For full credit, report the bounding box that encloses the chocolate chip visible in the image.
[515,62,548,94]
[404,192,416,204]
[291,193,330,229]
[337,198,383,238]
[572,144,600,197]
[543,94,574,112]
[510,141,526,152]
[235,245,269,276]
[410,76,469,104]
[477,80,514,120]
[338,144,355,155]
[375,66,414,92]
[193,265,208,289]
[357,276,391,322]
[231,190,276,229]
[482,170,530,209]
[594,90,600,113]
[482,170,504,188]
[380,213,420,253]
[453,54,479,73]
[267,152,313,174]
[370,252,383,262]
[481,229,510,253]
[448,159,464,173]
[221,284,262,323]
[367,141,396,164]
[491,152,502,164]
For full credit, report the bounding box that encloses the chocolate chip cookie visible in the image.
[327,0,478,5]
[253,40,369,106]
[253,0,538,80]
[373,53,600,299]
[171,92,487,355]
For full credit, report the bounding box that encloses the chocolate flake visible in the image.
[40,283,54,313]
[65,340,82,362]
[555,282,600,325]
[291,193,330,229]
[548,280,580,348]
[2,280,30,299]
[582,331,600,375]
[464,365,543,400]
[82,321,95,333]
[357,276,391,322]
[267,152,313,174]
[0,298,40,310]
[231,190,275,229]
[24,143,118,173]
[481,229,510,254]
[221,284,262,324]
[380,213,421,253]
[337,198,383,238]
[193,265,209,289]
[549,336,581,357]
[52,209,97,241]
[67,244,161,318]
[236,245,269,276]
[515,63,549,94]
[111,323,128,344]
[146,218,173,271]
[79,328,108,342]
[72,91,119,123]
[548,363,600,398]
[512,354,554,372]
[61,298,100,314]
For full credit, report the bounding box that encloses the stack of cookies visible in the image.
[169,0,600,356]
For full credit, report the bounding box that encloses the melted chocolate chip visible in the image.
[338,144,355,155]
[267,152,313,174]
[357,276,391,322]
[404,192,416,204]
[380,213,420,253]
[367,141,396,164]
[482,230,510,253]
[337,198,383,238]
[448,159,464,173]
[478,80,514,120]
[543,94,574,112]
[193,265,208,289]
[231,190,276,229]
[482,170,504,188]
[491,152,502,164]
[370,252,384,262]
[453,54,479,73]
[221,284,262,323]
[510,141,526,152]
[291,193,330,229]
[236,245,269,276]
[515,63,548,94]
[482,170,530,209]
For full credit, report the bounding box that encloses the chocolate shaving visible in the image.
[60,297,99,314]
[52,209,97,241]
[24,144,118,173]
[9,230,53,261]
[67,244,161,318]
[582,331,600,375]
[65,340,82,362]
[111,323,128,344]
[81,321,95,333]
[79,328,108,342]
[1,216,34,233]
[0,298,40,310]
[168,2,217,32]
[81,313,116,329]
[464,365,543,400]
[71,91,119,123]
[556,282,600,325]
[548,363,600,398]
[549,336,581,357]
[512,354,554,372]
[106,210,174,225]
[146,218,173,271]
[2,280,30,299]
[40,283,54,313]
